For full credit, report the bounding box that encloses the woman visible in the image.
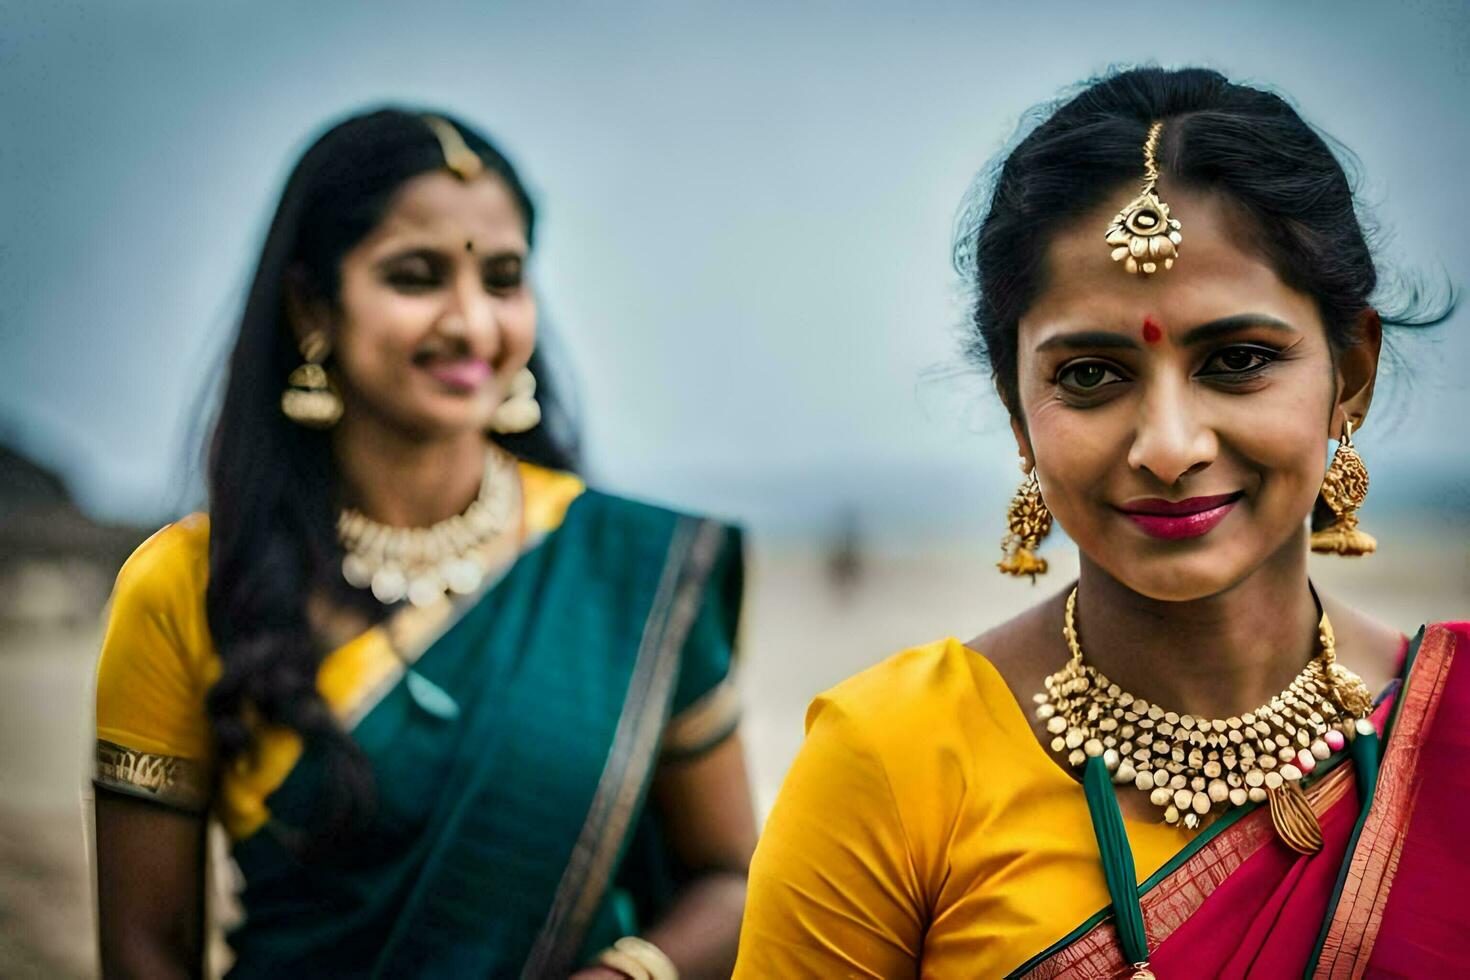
[736,68,1465,977]
[93,108,756,979]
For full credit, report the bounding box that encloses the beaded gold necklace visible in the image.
[1034,588,1375,853]
[336,448,518,608]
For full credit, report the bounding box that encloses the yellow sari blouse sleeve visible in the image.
[734,643,989,978]
[736,693,926,977]
[94,515,218,812]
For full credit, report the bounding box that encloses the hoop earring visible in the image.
[998,461,1052,581]
[1310,419,1375,557]
[490,368,541,434]
[280,332,343,429]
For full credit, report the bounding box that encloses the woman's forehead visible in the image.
[366,171,526,250]
[1020,184,1317,342]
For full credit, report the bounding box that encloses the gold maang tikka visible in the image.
[423,115,486,181]
[1104,121,1182,275]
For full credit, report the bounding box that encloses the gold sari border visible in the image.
[522,517,727,978]
[94,739,209,813]
[661,677,741,760]
[1316,623,1457,977]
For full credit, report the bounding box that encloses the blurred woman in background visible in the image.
[93,108,754,978]
[736,67,1465,976]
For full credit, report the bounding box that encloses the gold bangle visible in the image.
[598,936,678,980]
[596,948,652,980]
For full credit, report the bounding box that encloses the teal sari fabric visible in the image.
[225,491,742,978]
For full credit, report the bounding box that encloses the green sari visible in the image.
[225,491,742,978]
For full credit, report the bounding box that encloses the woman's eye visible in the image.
[1058,362,1123,391]
[1201,346,1276,375]
[483,258,523,293]
[484,272,522,292]
[384,266,438,290]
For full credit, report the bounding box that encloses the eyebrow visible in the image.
[1179,314,1297,345]
[376,244,525,265]
[1035,314,1298,353]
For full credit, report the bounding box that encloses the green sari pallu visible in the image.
[225,492,743,978]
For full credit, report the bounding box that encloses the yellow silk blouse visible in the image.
[735,638,1194,978]
[93,463,586,840]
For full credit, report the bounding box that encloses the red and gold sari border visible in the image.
[1315,623,1458,975]
[1015,758,1360,978]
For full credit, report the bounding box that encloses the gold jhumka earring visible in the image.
[998,460,1052,581]
[280,331,343,429]
[1104,121,1183,275]
[1311,418,1376,556]
[490,368,541,434]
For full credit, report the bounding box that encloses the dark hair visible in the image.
[956,66,1451,416]
[204,108,579,840]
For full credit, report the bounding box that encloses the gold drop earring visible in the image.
[1310,418,1376,556]
[998,458,1052,581]
[490,368,541,434]
[280,331,343,429]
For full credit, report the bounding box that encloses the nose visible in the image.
[438,270,499,357]
[1126,373,1217,486]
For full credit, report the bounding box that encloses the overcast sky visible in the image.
[4,0,1466,540]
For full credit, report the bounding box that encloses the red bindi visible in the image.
[1142,317,1163,344]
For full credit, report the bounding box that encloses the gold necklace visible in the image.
[337,448,518,607]
[1034,587,1374,853]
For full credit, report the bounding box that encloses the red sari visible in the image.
[1016,622,1470,979]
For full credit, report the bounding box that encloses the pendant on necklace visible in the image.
[1036,587,1372,849]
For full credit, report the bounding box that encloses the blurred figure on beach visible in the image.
[89,108,754,978]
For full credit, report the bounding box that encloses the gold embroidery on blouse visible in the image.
[95,739,208,811]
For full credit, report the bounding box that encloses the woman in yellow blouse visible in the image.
[736,67,1467,977]
[94,108,756,979]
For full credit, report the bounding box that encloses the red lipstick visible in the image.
[1118,492,1241,540]
[422,358,491,392]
